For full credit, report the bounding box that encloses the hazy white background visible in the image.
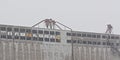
[0,0,120,34]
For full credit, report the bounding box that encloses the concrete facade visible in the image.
[0,40,120,60]
[0,24,120,60]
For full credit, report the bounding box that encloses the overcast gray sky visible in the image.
[0,0,120,34]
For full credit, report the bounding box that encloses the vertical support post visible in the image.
[12,31,15,60]
[71,29,74,60]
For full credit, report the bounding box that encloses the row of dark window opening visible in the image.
[0,27,60,35]
[67,40,120,46]
[1,35,60,42]
[66,33,119,39]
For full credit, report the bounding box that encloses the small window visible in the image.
[44,31,49,34]
[97,35,101,38]
[14,36,19,39]
[26,29,31,33]
[103,42,106,45]
[83,41,87,44]
[102,35,107,39]
[82,34,86,37]
[7,28,12,31]
[73,40,77,43]
[92,35,96,38]
[78,40,82,44]
[50,31,54,35]
[77,34,81,37]
[116,43,119,46]
[56,32,60,35]
[20,29,25,32]
[56,39,60,42]
[111,43,114,46]
[20,36,25,40]
[1,27,6,31]
[71,40,76,43]
[111,36,115,39]
[67,33,71,36]
[33,37,37,40]
[115,36,119,39]
[7,35,12,39]
[97,42,100,45]
[39,38,43,41]
[32,30,37,33]
[107,42,110,45]
[27,37,31,40]
[67,40,71,43]
[1,35,6,38]
[50,38,55,42]
[107,35,110,39]
[38,30,43,34]
[87,34,91,37]
[72,33,76,36]
[93,41,96,45]
[14,28,19,32]
[45,38,49,42]
[88,41,92,44]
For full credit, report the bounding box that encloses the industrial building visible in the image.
[0,19,120,60]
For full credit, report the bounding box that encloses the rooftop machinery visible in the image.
[105,24,120,56]
[32,19,74,60]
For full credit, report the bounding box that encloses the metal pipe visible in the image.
[56,21,72,30]
[32,20,45,27]
[55,24,63,30]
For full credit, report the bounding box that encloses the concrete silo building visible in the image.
[0,19,120,60]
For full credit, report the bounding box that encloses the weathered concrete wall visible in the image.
[0,40,71,60]
[73,44,120,60]
[0,40,120,60]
